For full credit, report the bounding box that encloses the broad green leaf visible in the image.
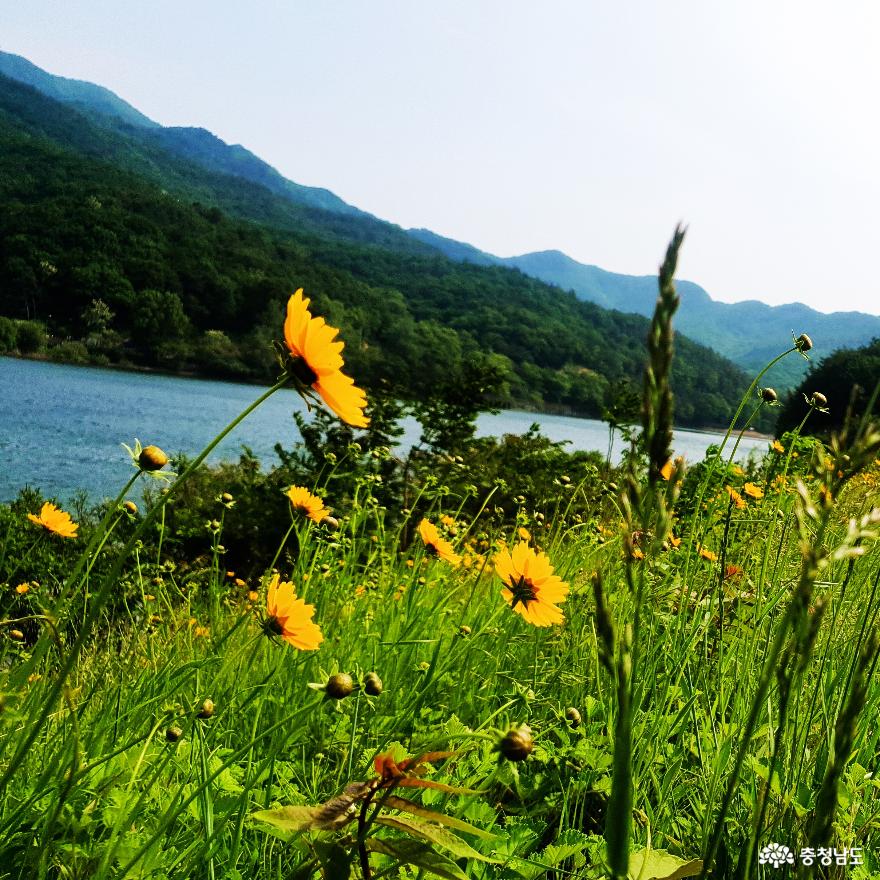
[375,815,501,863]
[384,795,497,839]
[628,847,702,880]
[251,805,320,836]
[367,837,469,880]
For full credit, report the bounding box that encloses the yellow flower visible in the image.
[15,583,29,595]
[494,542,569,627]
[698,545,718,562]
[27,502,78,538]
[668,534,682,549]
[285,486,330,523]
[743,482,764,500]
[418,519,461,566]
[283,289,369,428]
[440,515,456,528]
[725,486,747,510]
[265,574,323,651]
[517,526,532,542]
[772,440,785,454]
[659,460,674,481]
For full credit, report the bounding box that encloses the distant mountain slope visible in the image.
[409,232,880,390]
[0,71,433,255]
[0,49,370,221]
[0,50,158,129]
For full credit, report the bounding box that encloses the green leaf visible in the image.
[628,848,703,880]
[384,795,497,839]
[312,841,353,880]
[367,837,469,880]
[375,815,501,863]
[251,805,320,837]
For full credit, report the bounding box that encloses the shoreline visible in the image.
[3,352,774,438]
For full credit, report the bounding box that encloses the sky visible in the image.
[3,0,880,315]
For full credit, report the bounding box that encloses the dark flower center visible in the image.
[509,576,538,609]
[424,543,439,557]
[264,616,284,636]
[289,356,318,387]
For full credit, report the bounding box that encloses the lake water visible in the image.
[0,357,769,504]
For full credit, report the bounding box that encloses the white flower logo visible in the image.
[758,843,794,868]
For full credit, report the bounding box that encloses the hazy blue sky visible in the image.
[4,1,879,314]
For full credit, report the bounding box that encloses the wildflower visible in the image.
[517,526,532,542]
[247,590,259,603]
[139,445,169,471]
[566,707,582,728]
[193,626,210,638]
[743,482,764,500]
[27,502,78,538]
[234,578,247,588]
[808,391,828,410]
[772,440,785,453]
[363,672,383,696]
[761,387,778,403]
[659,460,674,481]
[498,725,534,761]
[122,439,175,481]
[285,486,330,523]
[668,534,682,549]
[264,574,323,651]
[494,542,569,627]
[166,726,183,743]
[698,546,718,562]
[418,519,461,566]
[282,289,369,428]
[795,333,813,353]
[197,699,215,719]
[15,583,29,595]
[724,564,743,581]
[630,547,645,561]
[10,630,25,641]
[325,673,355,699]
[725,486,747,510]
[440,514,456,528]
[123,500,138,515]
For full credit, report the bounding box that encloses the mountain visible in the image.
[0,50,374,223]
[0,50,159,129]
[0,66,763,430]
[408,235,880,391]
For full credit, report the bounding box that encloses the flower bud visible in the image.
[498,724,534,761]
[363,672,383,696]
[9,629,24,641]
[761,388,778,403]
[810,392,828,408]
[323,516,339,531]
[325,673,354,700]
[221,492,234,503]
[458,624,472,636]
[565,707,582,728]
[123,500,139,515]
[795,333,813,353]
[139,445,169,471]
[166,726,183,742]
[197,699,214,719]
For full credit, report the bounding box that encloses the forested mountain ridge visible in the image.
[408,234,880,392]
[0,77,766,428]
[0,50,370,222]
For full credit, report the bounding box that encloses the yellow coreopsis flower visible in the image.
[285,486,330,523]
[283,289,369,428]
[264,574,323,651]
[494,542,569,627]
[27,502,78,538]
